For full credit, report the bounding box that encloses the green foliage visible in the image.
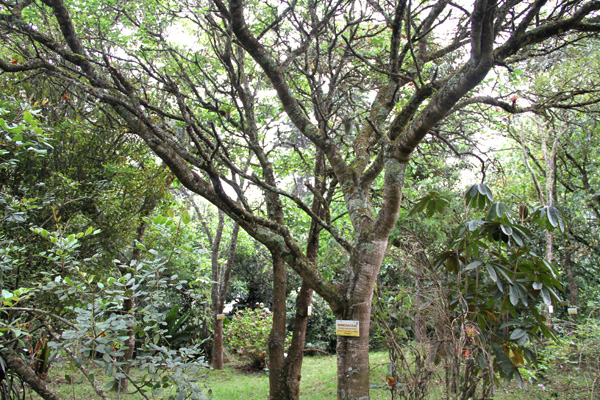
[161,305,199,349]
[224,308,273,370]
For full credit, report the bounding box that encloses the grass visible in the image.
[27,349,599,399]
[206,352,390,400]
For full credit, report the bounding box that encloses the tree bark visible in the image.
[282,282,313,399]
[336,239,388,400]
[566,250,579,306]
[269,251,288,400]
[211,220,240,369]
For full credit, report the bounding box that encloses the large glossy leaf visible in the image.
[509,328,527,340]
[462,260,482,273]
[547,206,565,232]
[486,263,498,282]
[509,285,519,306]
[465,183,493,210]
[486,202,511,221]
[541,287,552,307]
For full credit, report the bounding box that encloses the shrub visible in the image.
[224,308,272,370]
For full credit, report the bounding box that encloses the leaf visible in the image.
[509,328,527,340]
[500,224,513,236]
[548,207,565,232]
[516,284,528,307]
[466,220,481,231]
[492,344,516,380]
[514,370,524,389]
[541,287,552,307]
[23,111,33,124]
[533,281,542,290]
[486,263,498,282]
[462,260,482,273]
[511,230,524,247]
[181,209,191,224]
[509,285,519,306]
[465,184,493,210]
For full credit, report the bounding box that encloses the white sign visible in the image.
[216,314,226,320]
[336,320,360,337]
[548,306,554,314]
[307,306,312,316]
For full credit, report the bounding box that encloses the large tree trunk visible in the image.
[336,241,388,400]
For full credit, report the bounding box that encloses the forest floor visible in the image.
[25,350,598,399]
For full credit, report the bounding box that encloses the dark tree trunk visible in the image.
[283,282,313,399]
[0,347,62,400]
[276,148,326,399]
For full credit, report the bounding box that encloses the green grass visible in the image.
[206,352,390,400]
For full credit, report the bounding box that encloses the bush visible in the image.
[224,308,272,370]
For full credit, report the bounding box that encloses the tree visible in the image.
[186,194,240,370]
[2,1,600,398]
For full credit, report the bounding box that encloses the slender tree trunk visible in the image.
[274,149,325,399]
[269,251,288,399]
[113,190,164,392]
[566,250,578,306]
[336,300,374,400]
[212,221,239,369]
[283,282,313,398]
[209,212,225,368]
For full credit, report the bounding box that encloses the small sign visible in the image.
[307,306,312,316]
[336,320,360,337]
[216,314,226,320]
[568,307,578,315]
[548,306,554,314]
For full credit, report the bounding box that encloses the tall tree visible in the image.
[2,1,600,398]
